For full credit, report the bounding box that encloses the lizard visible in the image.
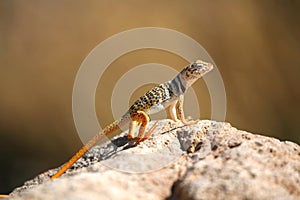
[50,59,213,180]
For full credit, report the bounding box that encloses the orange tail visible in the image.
[50,119,124,180]
[50,133,102,180]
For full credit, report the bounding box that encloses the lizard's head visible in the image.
[180,60,213,84]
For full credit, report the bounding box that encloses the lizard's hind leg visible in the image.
[129,111,157,144]
[135,111,150,144]
[128,121,138,140]
[143,121,158,142]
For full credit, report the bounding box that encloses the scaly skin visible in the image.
[50,60,213,180]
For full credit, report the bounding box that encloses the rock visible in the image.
[8,120,300,200]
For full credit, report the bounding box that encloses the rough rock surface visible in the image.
[8,120,300,200]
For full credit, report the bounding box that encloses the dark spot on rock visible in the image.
[254,141,263,146]
[211,144,218,151]
[194,142,203,152]
[228,139,242,148]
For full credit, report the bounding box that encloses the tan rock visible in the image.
[9,120,300,200]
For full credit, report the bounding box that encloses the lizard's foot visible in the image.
[181,119,200,126]
[127,134,134,140]
[171,118,182,124]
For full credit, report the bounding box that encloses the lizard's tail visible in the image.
[50,133,103,180]
[50,119,124,180]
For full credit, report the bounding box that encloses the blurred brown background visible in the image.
[0,0,299,194]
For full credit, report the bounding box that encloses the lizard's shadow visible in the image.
[97,124,186,161]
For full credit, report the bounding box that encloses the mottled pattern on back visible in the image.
[129,83,174,114]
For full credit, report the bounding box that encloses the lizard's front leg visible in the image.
[169,100,180,122]
[175,95,199,125]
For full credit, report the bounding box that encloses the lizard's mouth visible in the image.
[204,62,213,71]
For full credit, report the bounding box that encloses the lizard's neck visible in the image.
[169,73,193,95]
